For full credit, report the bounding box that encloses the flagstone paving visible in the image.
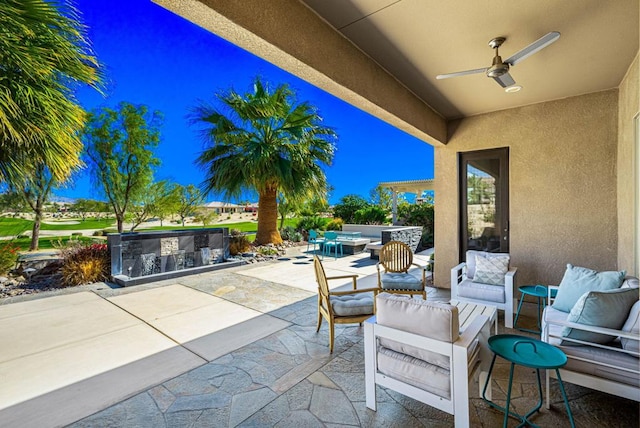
[2,248,639,427]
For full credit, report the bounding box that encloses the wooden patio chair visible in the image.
[377,240,427,299]
[314,256,378,352]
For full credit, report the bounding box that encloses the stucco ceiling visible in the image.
[301,0,639,119]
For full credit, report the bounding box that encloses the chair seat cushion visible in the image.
[331,293,374,316]
[381,272,423,291]
[377,346,450,399]
[457,278,505,303]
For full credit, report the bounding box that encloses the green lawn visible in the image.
[0,216,300,239]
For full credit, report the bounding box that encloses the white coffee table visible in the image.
[450,299,498,334]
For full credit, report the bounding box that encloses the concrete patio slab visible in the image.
[0,292,206,428]
[108,284,291,361]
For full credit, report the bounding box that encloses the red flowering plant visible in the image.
[0,241,20,275]
[60,242,110,287]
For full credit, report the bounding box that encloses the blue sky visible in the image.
[62,0,435,204]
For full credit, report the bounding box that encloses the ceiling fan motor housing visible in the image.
[487,55,510,77]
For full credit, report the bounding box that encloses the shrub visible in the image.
[279,226,296,241]
[325,218,343,231]
[229,233,251,255]
[296,216,327,232]
[92,230,104,236]
[60,243,110,287]
[398,203,434,249]
[16,234,29,239]
[353,206,389,225]
[332,194,370,224]
[291,231,303,242]
[257,246,278,256]
[0,241,20,275]
[71,232,83,237]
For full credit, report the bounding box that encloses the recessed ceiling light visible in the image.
[505,85,522,93]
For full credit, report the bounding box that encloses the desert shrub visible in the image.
[291,231,303,242]
[325,218,343,231]
[257,246,278,256]
[296,216,327,232]
[353,206,389,225]
[60,243,110,287]
[229,233,251,255]
[71,232,83,237]
[332,195,370,224]
[279,226,296,241]
[16,234,29,239]
[0,241,20,274]
[92,230,104,236]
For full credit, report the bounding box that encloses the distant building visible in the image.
[203,201,258,214]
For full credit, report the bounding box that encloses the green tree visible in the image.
[128,181,177,231]
[13,164,57,250]
[193,208,218,227]
[332,194,370,224]
[82,102,162,233]
[0,0,101,184]
[151,182,180,227]
[175,184,204,227]
[369,185,393,211]
[189,77,336,245]
[72,198,98,221]
[0,191,28,216]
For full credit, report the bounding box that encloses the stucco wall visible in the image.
[435,90,619,287]
[617,53,639,276]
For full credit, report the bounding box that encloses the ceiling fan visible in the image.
[436,31,560,88]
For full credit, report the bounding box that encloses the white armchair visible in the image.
[364,293,492,427]
[451,250,517,328]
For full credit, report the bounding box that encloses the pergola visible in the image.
[379,179,435,224]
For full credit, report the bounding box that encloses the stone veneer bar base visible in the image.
[112,260,244,287]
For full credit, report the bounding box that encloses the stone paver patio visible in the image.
[2,248,639,427]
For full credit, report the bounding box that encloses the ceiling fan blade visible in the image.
[493,72,515,88]
[505,31,560,66]
[436,67,487,80]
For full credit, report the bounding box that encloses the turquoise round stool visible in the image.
[482,334,575,428]
[514,285,556,334]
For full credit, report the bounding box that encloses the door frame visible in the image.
[458,147,510,261]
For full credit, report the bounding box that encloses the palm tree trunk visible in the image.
[255,186,282,245]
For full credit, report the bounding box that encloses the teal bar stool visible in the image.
[482,334,575,428]
[514,285,555,334]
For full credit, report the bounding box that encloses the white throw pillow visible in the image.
[473,255,509,286]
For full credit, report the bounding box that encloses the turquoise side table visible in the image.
[482,334,575,428]
[514,285,556,334]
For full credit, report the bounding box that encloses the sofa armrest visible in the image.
[450,262,467,296]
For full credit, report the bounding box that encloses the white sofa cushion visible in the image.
[543,306,640,387]
[473,254,509,285]
[621,300,640,353]
[456,278,505,303]
[562,287,639,344]
[552,264,626,313]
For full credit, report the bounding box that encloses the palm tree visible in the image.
[0,0,101,184]
[189,78,336,245]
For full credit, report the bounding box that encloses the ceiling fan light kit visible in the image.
[436,31,560,89]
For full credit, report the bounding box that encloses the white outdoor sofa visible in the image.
[542,276,640,405]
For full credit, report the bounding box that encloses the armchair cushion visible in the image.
[561,287,639,344]
[621,301,640,353]
[380,272,423,290]
[473,255,509,285]
[376,293,458,370]
[331,293,375,316]
[456,278,505,304]
[465,250,509,279]
[552,264,626,312]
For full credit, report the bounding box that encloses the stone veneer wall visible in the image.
[382,227,423,252]
[107,228,231,286]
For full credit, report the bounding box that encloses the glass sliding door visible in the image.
[459,148,509,259]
